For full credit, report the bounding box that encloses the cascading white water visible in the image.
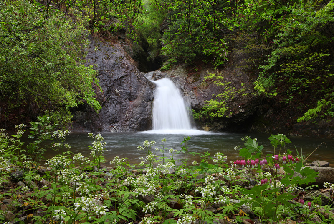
[152,78,192,130]
[141,75,211,135]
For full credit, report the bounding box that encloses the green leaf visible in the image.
[163,219,177,224]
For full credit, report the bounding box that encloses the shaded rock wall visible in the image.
[71,37,154,132]
[71,34,333,137]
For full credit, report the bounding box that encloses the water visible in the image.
[146,78,201,134]
[45,132,334,167]
[43,77,334,166]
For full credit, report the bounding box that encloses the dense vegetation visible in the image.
[187,0,334,125]
[1,1,334,223]
[2,122,334,223]
[0,0,103,127]
[1,0,333,131]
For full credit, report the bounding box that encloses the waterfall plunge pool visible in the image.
[45,132,334,167]
[44,78,334,166]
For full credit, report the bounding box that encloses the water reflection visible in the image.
[45,132,334,167]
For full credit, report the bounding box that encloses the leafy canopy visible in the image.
[0,0,101,118]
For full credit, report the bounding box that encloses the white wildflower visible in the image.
[177,214,195,224]
[176,169,186,175]
[196,184,216,197]
[110,156,126,166]
[205,175,214,184]
[143,201,158,213]
[53,209,66,222]
[139,217,155,224]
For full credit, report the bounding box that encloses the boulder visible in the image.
[308,160,330,167]
[10,170,24,182]
[308,166,334,186]
[72,37,154,132]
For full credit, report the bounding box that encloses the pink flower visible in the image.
[299,199,305,205]
[275,163,280,169]
[282,155,287,161]
[255,159,259,164]
[261,178,268,185]
[296,157,300,162]
[260,159,267,166]
[234,160,240,165]
[240,160,246,166]
[273,155,279,160]
[308,201,311,208]
[288,155,293,160]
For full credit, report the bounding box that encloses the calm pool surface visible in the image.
[44,131,334,167]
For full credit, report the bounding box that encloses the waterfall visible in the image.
[141,75,211,135]
[152,78,192,130]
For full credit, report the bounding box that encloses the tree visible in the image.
[160,0,232,68]
[251,0,334,121]
[0,0,101,126]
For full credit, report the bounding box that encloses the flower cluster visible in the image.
[177,214,195,224]
[130,175,158,197]
[324,182,334,190]
[74,196,108,216]
[213,152,227,163]
[221,186,231,194]
[176,168,187,175]
[0,129,8,140]
[204,175,214,184]
[15,124,26,137]
[46,155,71,170]
[181,194,194,207]
[273,154,300,163]
[234,159,260,168]
[52,130,70,139]
[195,183,216,197]
[53,209,66,223]
[57,169,87,185]
[137,140,156,151]
[215,195,230,205]
[157,161,175,174]
[0,157,11,172]
[169,148,178,154]
[143,201,158,214]
[77,182,91,196]
[224,167,236,179]
[89,133,106,157]
[73,153,90,164]
[139,217,155,224]
[110,156,126,167]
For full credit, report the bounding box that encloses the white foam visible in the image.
[140,129,218,135]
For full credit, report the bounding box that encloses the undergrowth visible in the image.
[0,120,333,223]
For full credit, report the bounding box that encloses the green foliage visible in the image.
[237,134,318,222]
[244,0,334,121]
[298,96,334,122]
[0,113,71,170]
[1,129,332,223]
[88,133,106,169]
[161,0,232,67]
[193,71,250,120]
[0,0,101,124]
[268,133,291,155]
[133,0,165,61]
[238,136,263,161]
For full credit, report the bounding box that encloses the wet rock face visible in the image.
[147,66,260,132]
[71,37,154,132]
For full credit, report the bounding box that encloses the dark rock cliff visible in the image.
[71,35,333,137]
[71,37,154,132]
